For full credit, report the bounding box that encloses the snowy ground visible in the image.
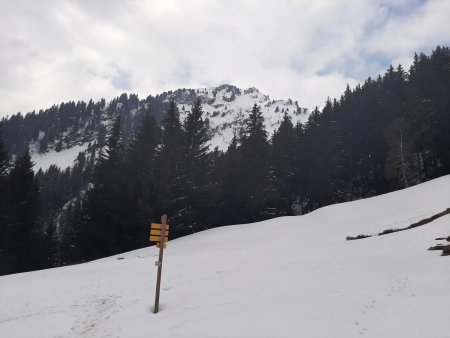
[31,144,88,171]
[1,176,449,338]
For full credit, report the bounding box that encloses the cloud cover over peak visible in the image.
[0,0,449,117]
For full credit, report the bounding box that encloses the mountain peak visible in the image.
[1,85,308,171]
[162,84,307,150]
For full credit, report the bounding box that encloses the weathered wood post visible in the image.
[153,214,167,314]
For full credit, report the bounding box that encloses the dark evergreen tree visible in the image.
[1,150,41,273]
[384,117,416,189]
[236,104,271,221]
[39,134,48,152]
[74,117,126,261]
[181,98,217,233]
[271,112,297,215]
[123,108,160,248]
[57,197,83,265]
[219,134,247,225]
[407,46,450,179]
[155,100,185,237]
[299,101,348,210]
[37,165,64,228]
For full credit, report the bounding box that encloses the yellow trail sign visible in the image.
[151,223,169,230]
[150,222,169,244]
[150,229,167,236]
[149,235,168,243]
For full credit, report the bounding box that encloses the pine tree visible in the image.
[271,113,296,215]
[58,197,83,265]
[155,100,185,237]
[74,117,126,261]
[181,98,217,233]
[243,104,267,141]
[123,108,160,248]
[384,117,416,188]
[407,46,450,179]
[219,134,247,225]
[300,102,347,209]
[4,150,40,273]
[237,104,270,221]
[291,121,307,213]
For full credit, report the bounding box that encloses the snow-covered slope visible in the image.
[1,176,449,338]
[26,84,307,171]
[31,144,89,172]
[168,85,307,150]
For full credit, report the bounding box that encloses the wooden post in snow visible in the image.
[153,214,168,314]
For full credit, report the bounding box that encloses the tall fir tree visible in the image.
[271,112,297,215]
[384,117,416,189]
[219,134,247,225]
[3,150,41,273]
[155,100,185,237]
[74,117,126,261]
[123,108,160,247]
[181,98,217,233]
[238,104,270,221]
[300,102,347,209]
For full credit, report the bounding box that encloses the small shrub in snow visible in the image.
[428,244,450,256]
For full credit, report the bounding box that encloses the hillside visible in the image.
[0,84,306,171]
[169,85,307,151]
[1,176,449,338]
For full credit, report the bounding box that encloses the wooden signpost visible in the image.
[150,214,169,314]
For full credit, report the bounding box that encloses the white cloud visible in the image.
[0,0,449,118]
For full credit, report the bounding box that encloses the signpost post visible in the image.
[150,214,169,314]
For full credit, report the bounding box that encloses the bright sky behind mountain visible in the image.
[1,0,449,118]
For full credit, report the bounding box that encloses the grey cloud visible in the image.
[1,0,449,117]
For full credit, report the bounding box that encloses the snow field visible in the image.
[31,144,89,171]
[0,176,449,337]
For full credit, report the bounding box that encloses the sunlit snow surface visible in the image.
[1,176,449,337]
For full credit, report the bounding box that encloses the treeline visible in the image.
[0,143,51,274]
[1,46,449,274]
[0,93,167,158]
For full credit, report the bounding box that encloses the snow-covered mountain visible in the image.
[167,85,307,150]
[22,84,308,171]
[1,175,449,337]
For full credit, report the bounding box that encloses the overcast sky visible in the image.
[1,0,449,118]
